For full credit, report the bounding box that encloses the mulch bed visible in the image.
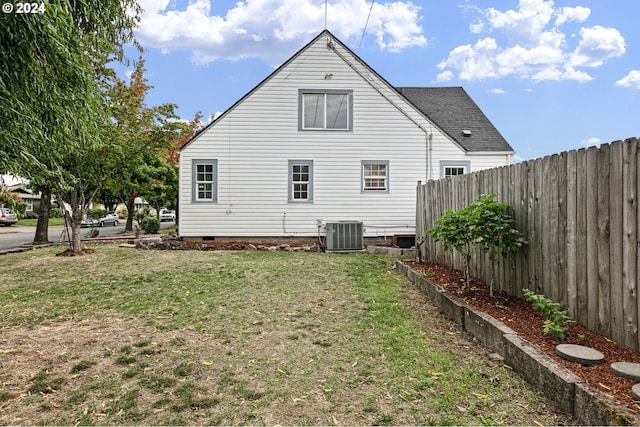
[405,260,640,415]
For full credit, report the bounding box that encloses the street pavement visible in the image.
[0,222,175,251]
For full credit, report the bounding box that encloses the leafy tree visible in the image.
[164,111,205,166]
[428,194,527,295]
[472,194,527,296]
[0,0,141,252]
[94,187,122,213]
[428,202,479,290]
[0,185,21,210]
[105,58,188,232]
[138,153,179,218]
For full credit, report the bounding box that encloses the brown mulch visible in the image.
[405,260,640,415]
[55,248,96,256]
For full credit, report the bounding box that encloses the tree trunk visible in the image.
[33,188,51,244]
[125,195,135,232]
[59,186,87,254]
[70,218,82,253]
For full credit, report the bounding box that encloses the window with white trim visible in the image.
[440,160,471,178]
[288,160,313,202]
[299,89,352,130]
[362,160,389,192]
[192,159,218,203]
[445,166,465,176]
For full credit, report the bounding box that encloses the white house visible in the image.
[178,30,514,245]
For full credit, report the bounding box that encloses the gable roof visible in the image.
[396,87,513,153]
[181,30,513,154]
[181,30,337,151]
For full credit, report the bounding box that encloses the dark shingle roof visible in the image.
[396,87,513,153]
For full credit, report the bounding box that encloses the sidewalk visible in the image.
[0,225,34,234]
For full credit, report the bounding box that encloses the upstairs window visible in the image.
[299,89,352,131]
[362,160,389,192]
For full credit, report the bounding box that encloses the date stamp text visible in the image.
[2,2,46,14]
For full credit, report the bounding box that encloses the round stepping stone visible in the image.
[632,383,640,400]
[611,362,640,381]
[555,344,605,365]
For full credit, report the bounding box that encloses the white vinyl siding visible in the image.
[178,33,511,238]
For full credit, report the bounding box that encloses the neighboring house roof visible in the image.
[182,30,513,154]
[396,87,513,153]
[9,184,40,200]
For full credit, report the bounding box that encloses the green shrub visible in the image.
[14,203,26,219]
[522,289,575,340]
[140,217,160,234]
[86,208,107,219]
[428,194,526,295]
[49,206,62,218]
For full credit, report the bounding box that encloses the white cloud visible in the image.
[436,70,453,82]
[489,88,506,94]
[438,0,626,83]
[581,137,601,147]
[135,0,426,65]
[555,6,590,26]
[437,38,500,80]
[616,70,640,89]
[569,26,625,67]
[469,20,484,34]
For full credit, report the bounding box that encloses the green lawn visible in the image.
[17,217,66,227]
[0,246,574,425]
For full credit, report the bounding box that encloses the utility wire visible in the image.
[359,0,375,48]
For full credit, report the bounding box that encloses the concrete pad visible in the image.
[555,344,605,365]
[611,362,640,381]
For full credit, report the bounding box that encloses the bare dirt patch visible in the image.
[406,260,640,415]
[55,248,96,256]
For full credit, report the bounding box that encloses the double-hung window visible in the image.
[299,89,352,131]
[362,160,389,192]
[288,160,313,203]
[192,159,218,203]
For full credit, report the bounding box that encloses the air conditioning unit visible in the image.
[325,221,364,251]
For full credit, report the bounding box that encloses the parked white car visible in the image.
[0,208,18,226]
[98,212,119,227]
[160,209,175,222]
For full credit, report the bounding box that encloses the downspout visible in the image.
[427,132,433,180]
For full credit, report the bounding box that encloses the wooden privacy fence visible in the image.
[416,137,640,351]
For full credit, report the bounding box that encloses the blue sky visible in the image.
[123,0,640,161]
